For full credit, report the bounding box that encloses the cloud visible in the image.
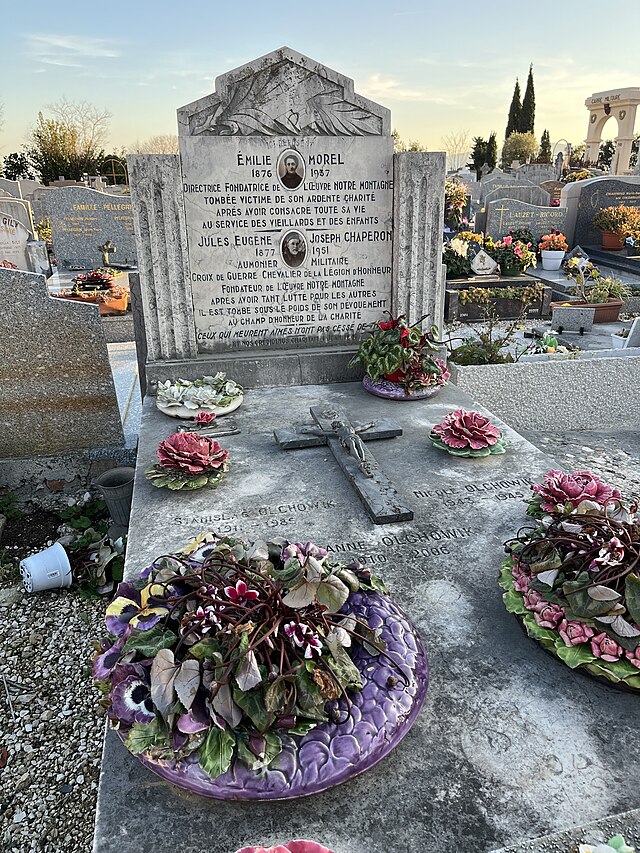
[360,73,446,103]
[25,33,121,68]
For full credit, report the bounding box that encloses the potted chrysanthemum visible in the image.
[538,231,568,270]
[349,314,450,400]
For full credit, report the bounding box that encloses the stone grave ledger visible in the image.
[128,47,446,389]
[180,135,394,353]
[45,186,137,269]
[93,382,640,853]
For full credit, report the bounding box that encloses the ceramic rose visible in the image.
[145,432,230,490]
[235,842,334,853]
[531,470,621,513]
[429,409,509,457]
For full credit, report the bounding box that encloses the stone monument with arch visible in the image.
[583,87,640,175]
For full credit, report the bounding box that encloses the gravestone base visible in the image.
[144,345,361,391]
[92,381,640,853]
[445,279,552,322]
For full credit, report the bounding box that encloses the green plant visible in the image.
[35,217,52,245]
[444,177,468,229]
[0,491,23,520]
[593,205,640,234]
[443,241,472,278]
[447,312,527,365]
[563,258,630,303]
[487,236,537,273]
[458,282,544,306]
[57,498,109,534]
[0,549,19,583]
[508,228,536,246]
[501,131,538,168]
[564,169,592,183]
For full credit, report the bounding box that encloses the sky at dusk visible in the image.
[2,0,639,158]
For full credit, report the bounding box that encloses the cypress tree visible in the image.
[519,65,535,134]
[505,80,522,139]
[486,133,498,170]
[468,136,487,180]
[538,129,552,163]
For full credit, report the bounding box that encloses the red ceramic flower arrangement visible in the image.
[500,470,640,691]
[429,409,510,457]
[145,432,230,490]
[235,843,334,853]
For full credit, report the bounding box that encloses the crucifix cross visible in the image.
[274,405,413,525]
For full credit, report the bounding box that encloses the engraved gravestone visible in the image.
[573,177,640,246]
[0,215,30,269]
[0,197,34,233]
[128,47,446,390]
[483,184,551,208]
[485,198,568,241]
[45,186,137,269]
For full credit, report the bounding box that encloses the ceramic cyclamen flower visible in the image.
[591,632,623,662]
[284,622,323,659]
[282,542,328,564]
[533,602,565,629]
[511,562,531,593]
[195,411,216,425]
[157,432,228,474]
[225,580,259,604]
[558,619,595,647]
[625,646,640,670]
[531,470,621,513]
[430,409,509,457]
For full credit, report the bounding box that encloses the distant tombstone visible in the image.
[483,184,551,208]
[485,199,568,241]
[0,215,30,269]
[26,240,52,277]
[0,178,21,197]
[510,160,521,170]
[0,269,123,456]
[0,197,34,233]
[18,179,44,198]
[517,164,557,184]
[540,180,564,203]
[551,305,595,333]
[573,177,640,246]
[479,163,490,178]
[45,186,137,269]
[479,174,527,202]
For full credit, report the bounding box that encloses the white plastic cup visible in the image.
[20,543,72,593]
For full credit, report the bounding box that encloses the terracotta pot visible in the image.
[98,295,129,315]
[549,299,623,324]
[601,230,624,250]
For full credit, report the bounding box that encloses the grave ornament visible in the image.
[98,239,117,266]
[94,533,428,798]
[501,470,640,693]
[145,431,230,491]
[429,409,510,457]
[275,405,412,524]
[470,249,499,277]
[155,374,243,418]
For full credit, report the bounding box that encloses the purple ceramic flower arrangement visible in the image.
[429,409,510,457]
[500,470,640,690]
[94,534,428,797]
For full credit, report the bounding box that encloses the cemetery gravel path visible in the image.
[0,430,637,853]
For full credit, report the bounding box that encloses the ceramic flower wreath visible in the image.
[156,373,243,418]
[235,843,334,853]
[578,836,635,853]
[429,409,510,457]
[145,432,230,491]
[500,470,640,691]
[94,534,393,783]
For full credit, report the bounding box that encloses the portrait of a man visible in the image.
[281,231,306,268]
[278,150,304,190]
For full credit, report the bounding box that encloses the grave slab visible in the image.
[93,381,640,853]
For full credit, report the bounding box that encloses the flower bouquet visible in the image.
[350,314,450,400]
[490,235,537,276]
[429,409,510,457]
[499,470,640,692]
[145,432,230,491]
[94,534,428,799]
[73,268,116,290]
[156,373,243,418]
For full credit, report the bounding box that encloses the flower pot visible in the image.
[611,333,626,348]
[601,230,624,250]
[549,299,623,324]
[95,467,135,528]
[363,374,443,400]
[20,542,72,593]
[98,295,129,315]
[541,250,565,271]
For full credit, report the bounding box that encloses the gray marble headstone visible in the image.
[551,305,595,332]
[45,186,137,269]
[516,164,556,184]
[0,177,21,197]
[0,197,34,233]
[0,215,31,269]
[483,184,551,209]
[479,174,525,203]
[0,269,123,457]
[26,240,52,277]
[540,181,564,203]
[573,177,640,246]
[485,199,568,241]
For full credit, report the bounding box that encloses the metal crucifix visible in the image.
[274,406,413,525]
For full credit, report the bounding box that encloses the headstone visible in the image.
[516,164,557,184]
[479,174,526,203]
[483,184,551,209]
[127,47,446,389]
[485,199,568,241]
[0,178,21,197]
[0,197,35,233]
[571,177,640,246]
[45,186,137,269]
[0,216,30,269]
[0,269,123,456]
[551,305,595,333]
[540,181,564,203]
[25,240,52,277]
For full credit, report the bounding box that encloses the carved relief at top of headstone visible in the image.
[177,46,390,138]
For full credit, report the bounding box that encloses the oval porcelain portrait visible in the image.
[277,149,305,191]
